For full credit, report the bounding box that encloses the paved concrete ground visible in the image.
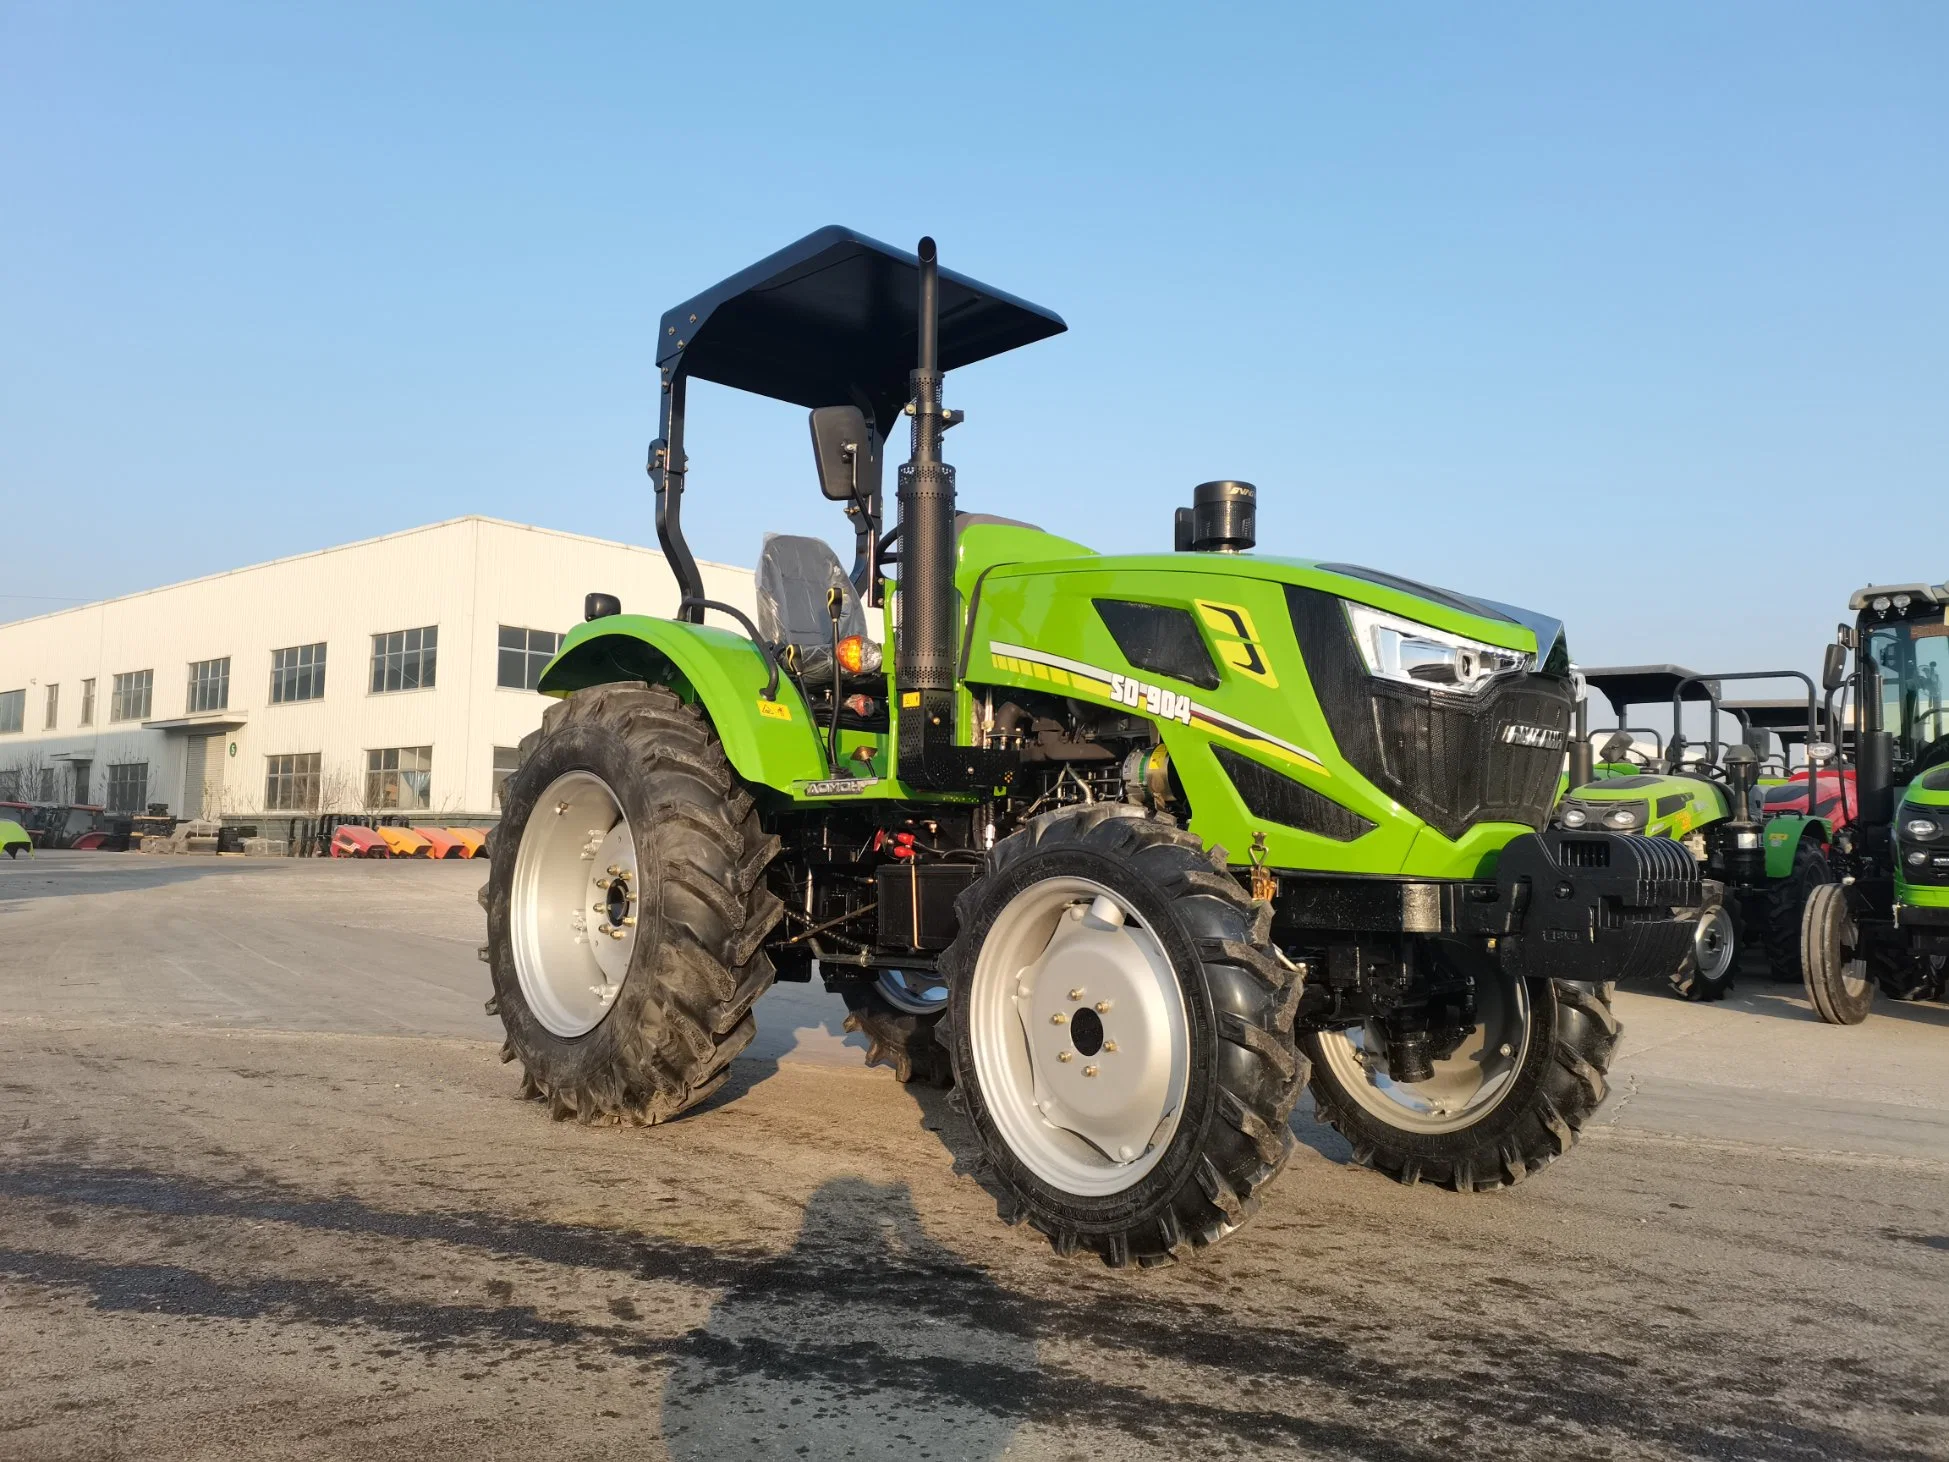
[1,853,1944,1461]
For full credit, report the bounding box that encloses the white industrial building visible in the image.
[0,518,755,820]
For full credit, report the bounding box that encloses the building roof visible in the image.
[0,517,752,631]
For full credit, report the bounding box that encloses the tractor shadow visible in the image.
[660,1175,1029,1461]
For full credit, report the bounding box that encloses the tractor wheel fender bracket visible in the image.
[1761,813,1826,880]
[537,618,824,792]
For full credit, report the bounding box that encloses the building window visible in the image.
[492,746,522,809]
[497,627,563,691]
[370,627,437,694]
[37,769,54,801]
[106,763,149,814]
[0,689,21,734]
[110,670,153,722]
[365,746,432,810]
[265,753,322,812]
[270,642,327,704]
[187,657,231,714]
[71,759,91,803]
[79,679,95,727]
[45,684,59,730]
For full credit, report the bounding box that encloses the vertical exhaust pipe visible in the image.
[894,237,1016,793]
[897,238,956,703]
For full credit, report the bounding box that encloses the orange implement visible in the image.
[375,826,432,858]
[331,825,391,858]
[444,827,487,858]
[411,827,468,859]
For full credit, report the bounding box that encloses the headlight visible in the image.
[1601,801,1648,830]
[1559,805,1588,828]
[1344,602,1532,695]
[1902,815,1942,842]
[1908,851,1929,867]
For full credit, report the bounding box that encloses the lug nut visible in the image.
[620,916,636,928]
[1068,988,1085,1000]
[1050,1012,1066,1025]
[1083,1065,1099,1078]
[606,927,626,941]
[595,878,612,890]
[1095,1000,1112,1013]
[1498,1043,1513,1057]
[607,865,623,877]
[1103,1040,1118,1053]
[1057,1051,1073,1063]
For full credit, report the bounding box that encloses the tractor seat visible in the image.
[754,534,883,692]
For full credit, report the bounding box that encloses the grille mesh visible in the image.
[1287,585,1573,841]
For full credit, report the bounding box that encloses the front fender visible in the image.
[537,616,825,793]
[1762,813,1831,879]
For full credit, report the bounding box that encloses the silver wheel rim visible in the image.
[969,876,1190,1197]
[1693,905,1735,982]
[876,968,948,1016]
[511,771,640,1038]
[1316,974,1532,1133]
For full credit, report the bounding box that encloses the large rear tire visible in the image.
[1801,882,1874,1026]
[1304,974,1619,1190]
[483,684,782,1123]
[940,805,1305,1267]
[1878,953,1945,1004]
[1756,840,1833,980]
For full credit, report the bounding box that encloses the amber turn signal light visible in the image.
[836,636,882,675]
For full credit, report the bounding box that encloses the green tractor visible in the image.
[482,228,1700,1265]
[1802,583,1949,1024]
[1556,666,1835,1001]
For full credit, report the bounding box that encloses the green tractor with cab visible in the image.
[482,228,1700,1265]
[1557,666,1836,1001]
[1801,584,1949,1023]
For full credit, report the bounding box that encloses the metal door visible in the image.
[182,736,208,819]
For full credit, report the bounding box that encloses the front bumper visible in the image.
[1271,829,1702,984]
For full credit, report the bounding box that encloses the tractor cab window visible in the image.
[1866,615,1949,764]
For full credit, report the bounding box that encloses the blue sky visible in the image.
[3,2,1944,685]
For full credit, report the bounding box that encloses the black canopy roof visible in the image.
[1720,698,1820,733]
[1581,665,1718,717]
[655,225,1067,433]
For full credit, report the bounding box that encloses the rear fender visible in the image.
[1762,813,1830,879]
[538,616,825,793]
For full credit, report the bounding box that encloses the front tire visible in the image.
[1669,903,1738,1002]
[1305,973,1619,1190]
[483,685,782,1123]
[841,971,952,1087]
[1801,882,1874,1025]
[1756,840,1833,980]
[941,805,1305,1267]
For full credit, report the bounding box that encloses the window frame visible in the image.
[79,678,96,727]
[0,688,22,735]
[369,626,438,695]
[496,626,564,692]
[364,745,433,810]
[186,656,231,714]
[109,670,153,723]
[105,762,150,814]
[44,683,59,731]
[264,752,322,812]
[491,745,522,809]
[269,642,328,705]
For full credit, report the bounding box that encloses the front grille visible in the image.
[1287,586,1573,841]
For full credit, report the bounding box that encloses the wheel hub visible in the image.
[970,877,1190,1197]
[1317,973,1531,1134]
[510,771,640,1038]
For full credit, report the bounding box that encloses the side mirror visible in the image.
[585,592,621,621]
[809,406,881,504]
[1599,731,1634,764]
[1821,641,1849,692]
